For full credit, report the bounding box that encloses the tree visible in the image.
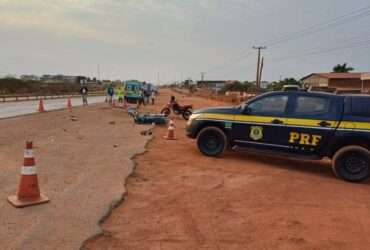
[220,81,259,93]
[332,63,354,73]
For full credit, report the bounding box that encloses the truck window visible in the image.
[248,95,288,115]
[293,96,329,115]
[351,97,370,117]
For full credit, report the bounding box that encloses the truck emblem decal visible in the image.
[250,126,263,141]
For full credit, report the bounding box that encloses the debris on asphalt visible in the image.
[70,116,78,121]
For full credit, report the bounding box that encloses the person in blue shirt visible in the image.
[106,85,114,105]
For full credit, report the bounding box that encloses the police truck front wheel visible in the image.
[197,127,227,157]
[332,146,370,182]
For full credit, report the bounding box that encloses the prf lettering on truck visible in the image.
[289,132,322,146]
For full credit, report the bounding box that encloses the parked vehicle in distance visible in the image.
[282,84,300,91]
[186,91,370,182]
[124,80,143,103]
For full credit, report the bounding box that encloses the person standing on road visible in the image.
[136,87,145,109]
[80,85,88,106]
[107,85,114,105]
[150,90,156,105]
[116,86,124,103]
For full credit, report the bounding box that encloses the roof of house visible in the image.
[301,72,370,81]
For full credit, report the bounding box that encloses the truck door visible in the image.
[232,93,292,152]
[285,93,341,155]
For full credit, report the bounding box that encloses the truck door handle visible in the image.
[318,121,331,127]
[271,119,284,124]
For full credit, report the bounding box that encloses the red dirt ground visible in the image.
[84,89,370,250]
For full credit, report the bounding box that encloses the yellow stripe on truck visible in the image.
[286,118,338,128]
[197,113,370,131]
[339,121,370,130]
[234,114,281,123]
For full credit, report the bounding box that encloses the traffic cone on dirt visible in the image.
[7,141,49,208]
[67,97,72,112]
[164,119,177,140]
[112,100,117,108]
[38,98,45,112]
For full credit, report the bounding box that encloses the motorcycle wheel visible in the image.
[182,110,192,120]
[161,108,171,117]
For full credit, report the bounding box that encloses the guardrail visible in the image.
[0,92,105,103]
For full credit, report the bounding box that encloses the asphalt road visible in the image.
[0,96,106,119]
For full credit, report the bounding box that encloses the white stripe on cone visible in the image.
[21,166,37,175]
[24,149,33,158]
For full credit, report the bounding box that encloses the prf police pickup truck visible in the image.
[186,91,370,182]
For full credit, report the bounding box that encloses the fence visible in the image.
[172,88,258,104]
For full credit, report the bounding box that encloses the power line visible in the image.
[264,6,370,47]
[269,38,370,63]
[202,4,370,76]
[204,51,254,74]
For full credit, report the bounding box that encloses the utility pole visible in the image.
[259,57,264,88]
[157,72,160,85]
[200,72,206,82]
[97,64,101,83]
[253,46,266,88]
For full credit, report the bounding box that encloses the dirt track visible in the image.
[85,89,370,250]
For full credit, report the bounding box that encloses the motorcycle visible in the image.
[161,102,193,120]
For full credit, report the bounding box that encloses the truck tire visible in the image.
[197,127,227,157]
[332,145,370,182]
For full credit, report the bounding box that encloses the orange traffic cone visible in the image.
[67,97,72,112]
[112,100,117,108]
[38,98,45,112]
[164,119,177,140]
[7,141,49,208]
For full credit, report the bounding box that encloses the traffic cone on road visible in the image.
[67,97,72,112]
[123,99,128,109]
[164,119,177,140]
[112,100,117,108]
[38,98,45,112]
[7,141,49,208]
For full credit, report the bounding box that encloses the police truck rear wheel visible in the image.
[332,146,370,182]
[197,127,227,157]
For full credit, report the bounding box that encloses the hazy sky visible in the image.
[1,0,369,83]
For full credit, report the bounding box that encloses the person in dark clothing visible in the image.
[80,85,88,106]
[170,95,179,108]
[106,85,114,105]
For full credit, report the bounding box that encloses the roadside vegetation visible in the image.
[0,78,103,95]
